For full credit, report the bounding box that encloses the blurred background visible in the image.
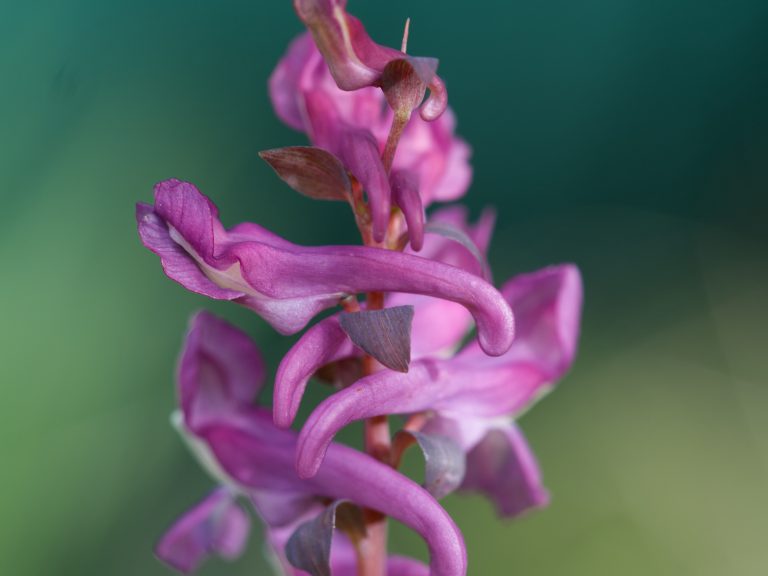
[2,0,767,574]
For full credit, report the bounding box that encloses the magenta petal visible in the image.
[273,315,357,428]
[461,423,549,518]
[139,181,514,350]
[202,410,467,576]
[391,170,425,251]
[155,489,250,574]
[336,127,391,242]
[178,312,265,431]
[136,202,243,302]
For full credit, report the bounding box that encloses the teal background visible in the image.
[2,1,768,574]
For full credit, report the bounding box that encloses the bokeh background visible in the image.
[2,0,768,574]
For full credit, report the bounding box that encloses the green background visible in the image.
[2,1,767,574]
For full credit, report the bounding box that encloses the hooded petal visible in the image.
[197,408,467,576]
[293,0,447,120]
[155,489,250,573]
[178,311,265,431]
[137,180,514,352]
[461,422,549,518]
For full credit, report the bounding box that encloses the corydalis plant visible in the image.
[137,1,583,575]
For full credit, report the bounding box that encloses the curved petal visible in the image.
[199,408,467,576]
[138,180,514,352]
[295,357,553,478]
[461,422,549,519]
[155,489,250,574]
[273,315,357,428]
[178,311,265,431]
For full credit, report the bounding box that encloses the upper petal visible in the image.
[155,489,250,574]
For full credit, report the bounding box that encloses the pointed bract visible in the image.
[339,306,414,373]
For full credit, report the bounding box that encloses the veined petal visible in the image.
[274,315,358,428]
[461,422,549,518]
[295,358,548,478]
[137,180,514,351]
[199,408,467,576]
[155,489,250,574]
[178,311,265,431]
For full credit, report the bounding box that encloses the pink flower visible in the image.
[269,32,472,244]
[136,179,513,355]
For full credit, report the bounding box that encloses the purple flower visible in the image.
[291,0,447,120]
[155,311,466,575]
[136,179,514,356]
[269,32,471,243]
[274,212,583,517]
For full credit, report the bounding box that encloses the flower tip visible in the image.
[477,303,515,357]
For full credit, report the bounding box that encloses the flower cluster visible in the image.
[137,1,583,575]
